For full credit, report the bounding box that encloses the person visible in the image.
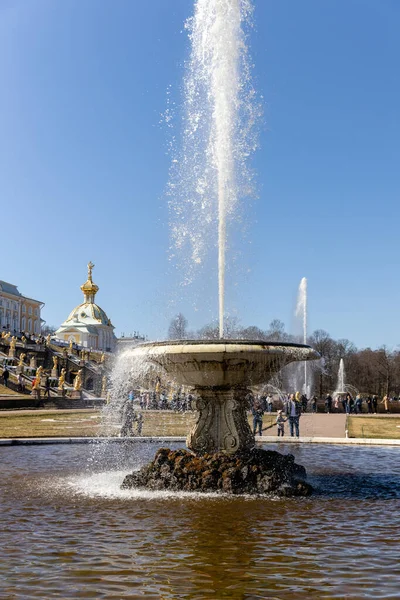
[341,395,347,413]
[381,395,390,414]
[372,395,378,414]
[276,410,287,437]
[355,394,363,414]
[325,393,333,413]
[252,401,264,436]
[136,412,143,435]
[311,395,317,413]
[120,401,137,437]
[345,393,352,414]
[333,396,339,412]
[2,367,9,388]
[266,394,273,413]
[17,372,25,393]
[44,374,51,400]
[366,396,373,414]
[286,393,301,438]
[301,394,308,413]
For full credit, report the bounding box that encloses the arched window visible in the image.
[21,317,26,330]
[28,318,32,332]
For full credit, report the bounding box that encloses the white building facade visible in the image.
[0,280,44,335]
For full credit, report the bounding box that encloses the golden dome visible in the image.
[80,261,99,302]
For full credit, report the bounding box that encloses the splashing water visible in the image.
[168,0,260,337]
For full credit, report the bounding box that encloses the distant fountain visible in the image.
[336,359,346,394]
[283,277,313,397]
[333,359,358,397]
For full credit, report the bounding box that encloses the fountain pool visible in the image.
[1,442,400,599]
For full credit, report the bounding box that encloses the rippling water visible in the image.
[1,442,399,599]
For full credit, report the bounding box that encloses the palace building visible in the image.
[55,262,116,351]
[0,280,44,335]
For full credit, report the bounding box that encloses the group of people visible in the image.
[324,393,387,414]
[131,390,194,412]
[251,393,303,438]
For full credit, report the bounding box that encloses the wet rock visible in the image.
[121,447,313,497]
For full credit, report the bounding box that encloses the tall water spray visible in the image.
[168,0,259,338]
[295,277,308,393]
[337,358,346,393]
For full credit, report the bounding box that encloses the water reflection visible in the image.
[1,443,399,599]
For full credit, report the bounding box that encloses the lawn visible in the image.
[347,416,400,440]
[0,409,277,439]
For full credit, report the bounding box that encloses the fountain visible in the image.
[283,277,313,397]
[121,0,320,496]
[121,339,319,495]
[336,358,346,394]
[333,358,358,397]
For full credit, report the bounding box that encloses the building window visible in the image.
[34,308,39,317]
[34,320,39,334]
[22,304,26,313]
[21,317,26,330]
[28,306,32,316]
[28,318,32,332]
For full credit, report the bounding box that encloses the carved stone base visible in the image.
[70,390,82,400]
[187,387,254,455]
[51,369,58,378]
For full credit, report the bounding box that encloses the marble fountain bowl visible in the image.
[130,339,319,389]
[129,340,319,455]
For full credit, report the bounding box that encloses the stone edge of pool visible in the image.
[0,436,399,446]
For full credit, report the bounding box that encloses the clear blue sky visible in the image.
[1,0,399,349]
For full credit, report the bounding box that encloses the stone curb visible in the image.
[0,436,399,446]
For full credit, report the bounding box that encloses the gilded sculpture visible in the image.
[74,369,83,391]
[58,368,66,390]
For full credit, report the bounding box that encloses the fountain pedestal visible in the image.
[188,387,254,454]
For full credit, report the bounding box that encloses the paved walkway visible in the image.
[263,413,347,438]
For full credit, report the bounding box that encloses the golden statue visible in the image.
[18,353,26,367]
[69,339,73,353]
[74,369,83,391]
[21,335,27,344]
[52,356,58,370]
[58,368,66,390]
[32,366,43,390]
[101,375,107,396]
[10,336,17,350]
[100,352,105,363]
[46,334,51,345]
[4,331,11,340]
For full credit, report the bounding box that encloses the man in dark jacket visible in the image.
[2,367,10,388]
[325,394,333,413]
[285,394,302,437]
[252,401,264,437]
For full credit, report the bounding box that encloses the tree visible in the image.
[168,313,188,340]
[266,319,286,341]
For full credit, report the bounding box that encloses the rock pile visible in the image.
[121,447,312,496]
